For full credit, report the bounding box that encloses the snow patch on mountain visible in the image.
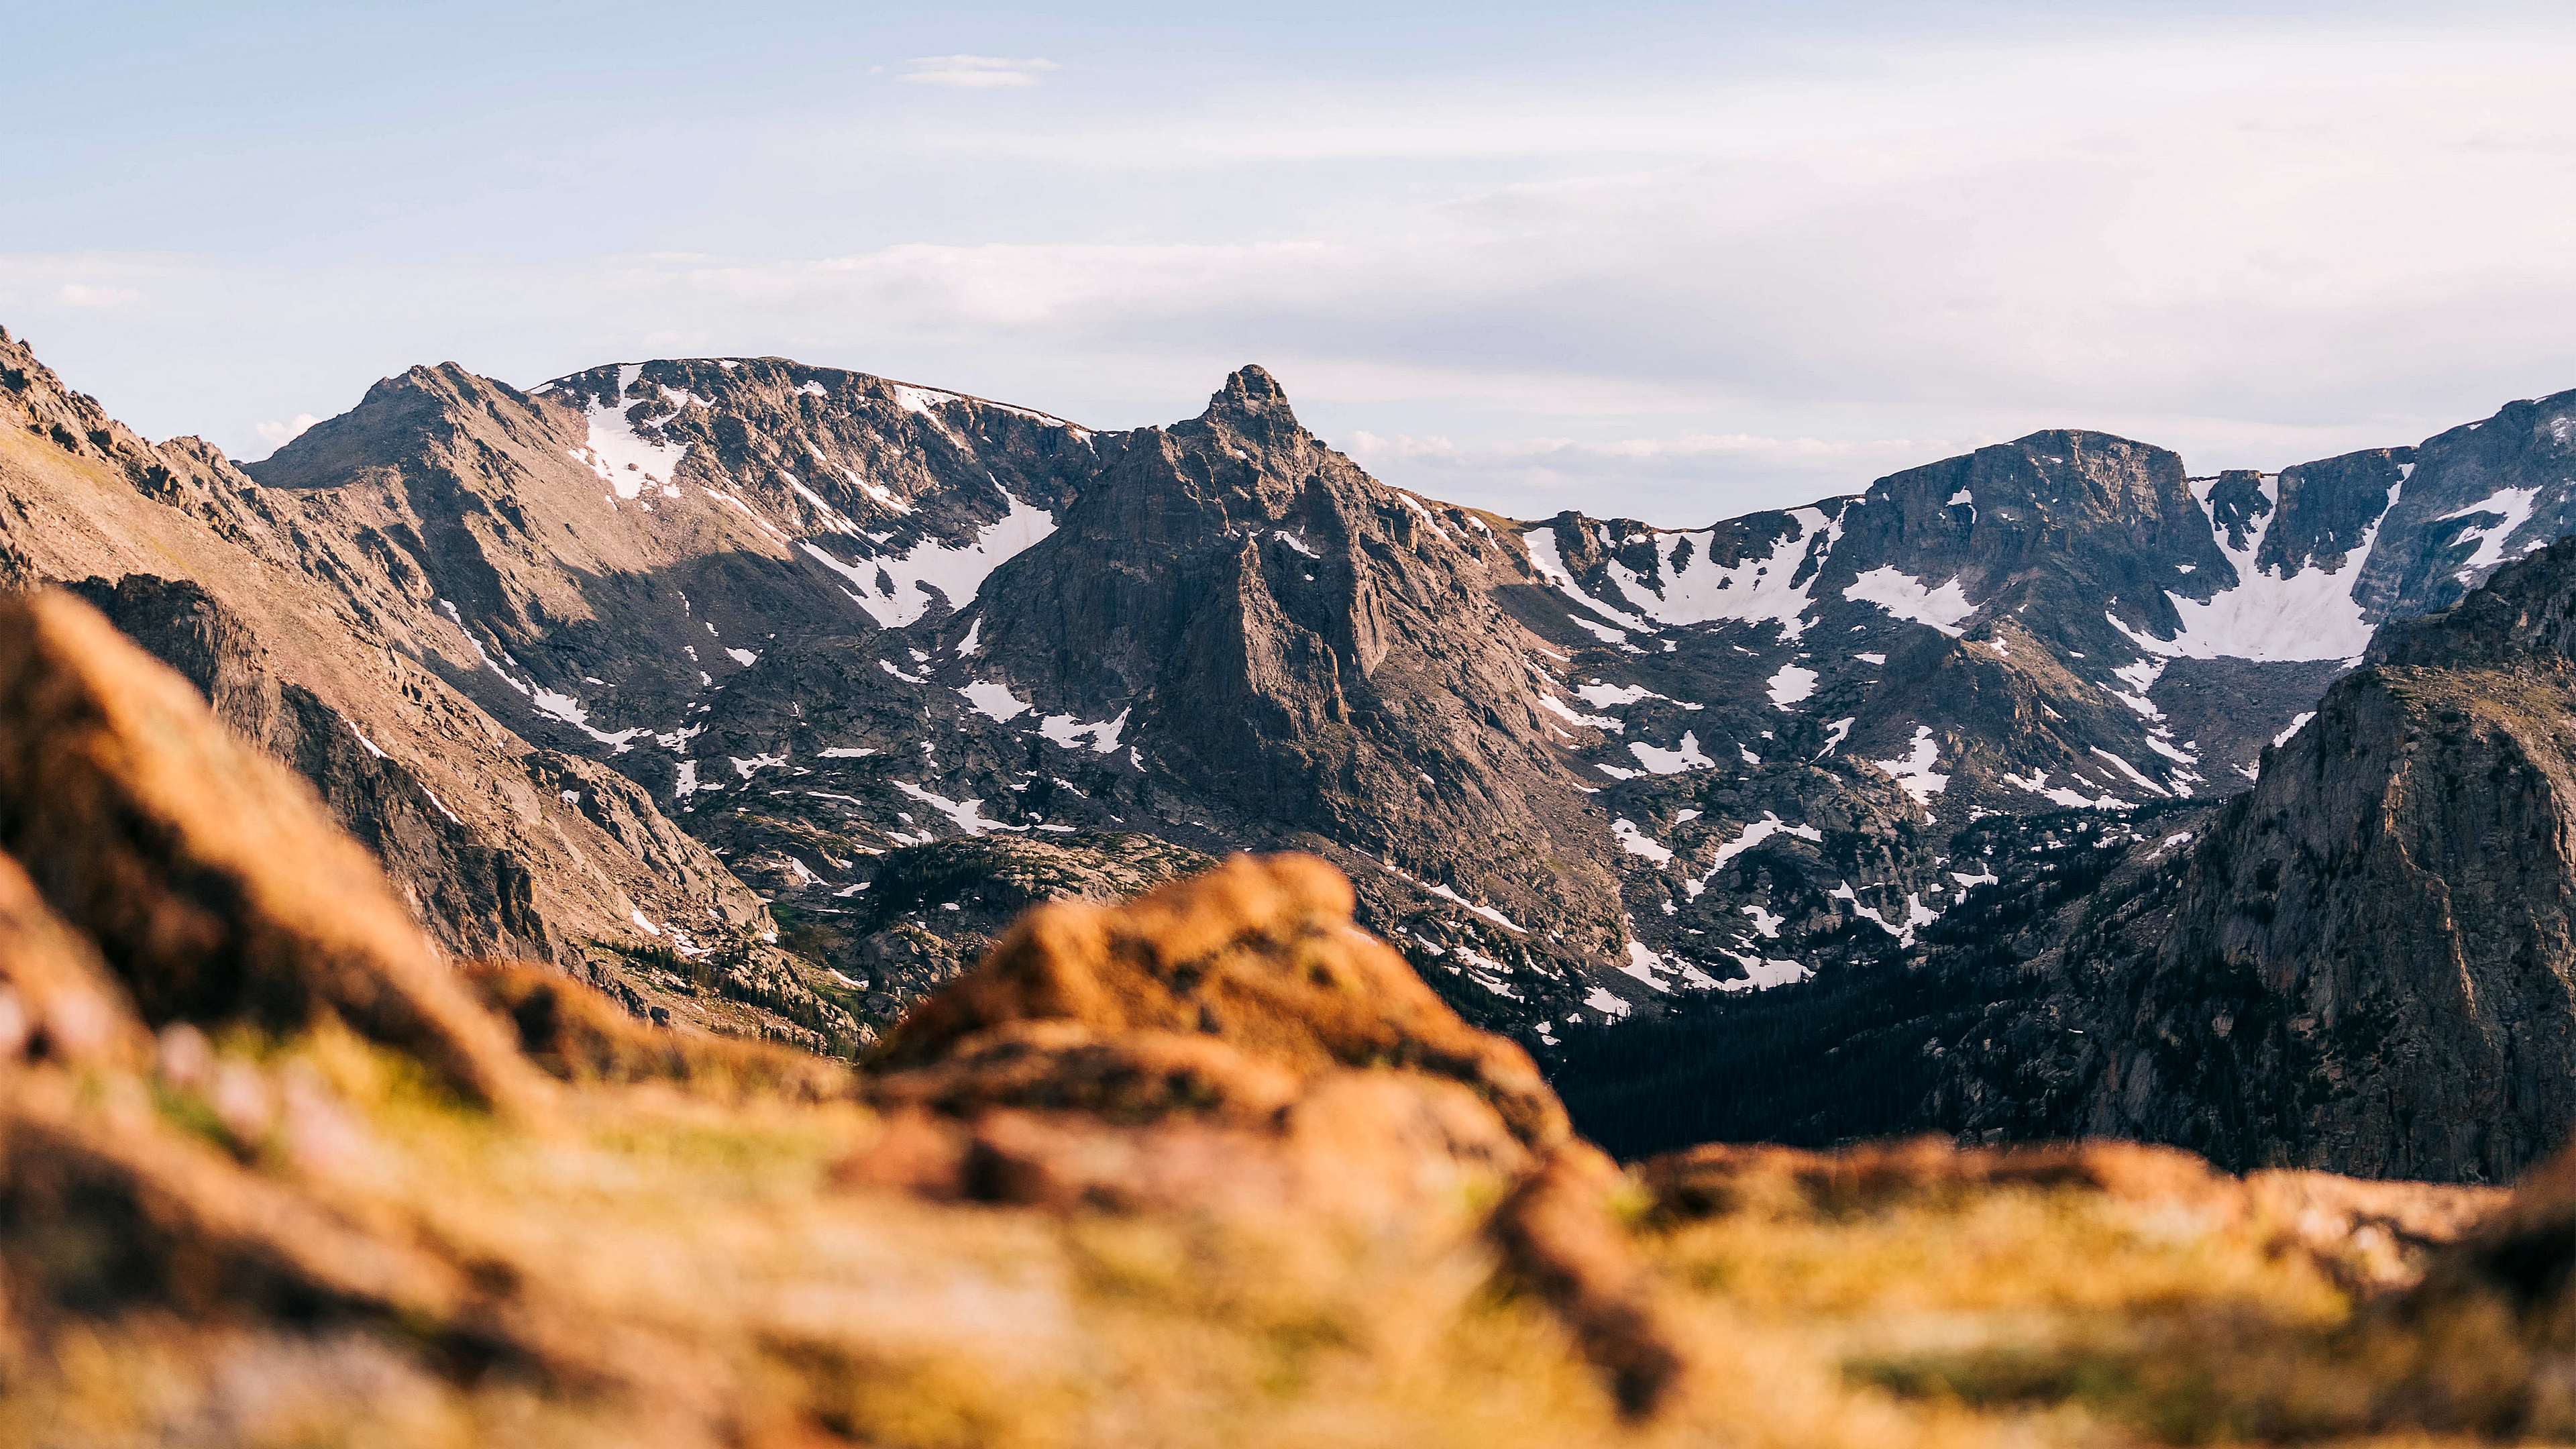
[959,680,1033,722]
[2001,768,2124,810]
[892,780,1021,837]
[1871,726,1949,804]
[568,368,692,500]
[1766,663,1817,708]
[1522,529,1651,631]
[838,465,910,515]
[1685,812,1824,901]
[1613,818,1673,864]
[1538,693,1620,731]
[1038,708,1128,753]
[1629,731,1715,774]
[803,487,1057,627]
[1574,680,1699,710]
[1581,506,1845,642]
[2112,475,2388,663]
[2090,747,2169,797]
[1714,955,1812,992]
[2438,486,2543,583]
[1843,566,1977,635]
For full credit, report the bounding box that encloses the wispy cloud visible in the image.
[13,20,2576,517]
[254,413,320,449]
[899,56,1059,89]
[56,283,140,308]
[1340,429,1970,521]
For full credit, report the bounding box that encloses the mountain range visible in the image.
[8,322,2576,1107]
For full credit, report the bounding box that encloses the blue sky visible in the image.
[7,1,2574,522]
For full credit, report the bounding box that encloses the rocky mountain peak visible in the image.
[1209,363,1291,414]
[249,360,552,491]
[2259,446,2412,576]
[1193,364,1307,453]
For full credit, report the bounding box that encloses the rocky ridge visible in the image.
[1566,535,2576,1185]
[12,317,2576,1053]
[0,327,837,1046]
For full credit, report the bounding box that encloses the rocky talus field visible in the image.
[0,584,2571,1448]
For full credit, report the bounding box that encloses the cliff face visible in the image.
[2073,539,2576,1181]
[1562,538,2576,1183]
[2353,387,2576,621]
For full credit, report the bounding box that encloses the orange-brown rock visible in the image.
[0,590,534,1112]
[466,960,847,1100]
[868,1020,1301,1126]
[0,849,145,1067]
[849,1062,1528,1222]
[851,851,1690,1417]
[871,851,1567,1146]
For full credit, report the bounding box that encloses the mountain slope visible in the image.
[1563,537,2576,1183]
[0,327,842,1045]
[15,318,2575,1061]
[2060,537,2576,1180]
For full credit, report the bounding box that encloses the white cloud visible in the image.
[12,19,2576,521]
[254,413,321,449]
[56,283,141,308]
[1342,429,1964,520]
[899,56,1059,89]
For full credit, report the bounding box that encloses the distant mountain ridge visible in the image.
[1564,533,2576,1185]
[9,319,2576,1057]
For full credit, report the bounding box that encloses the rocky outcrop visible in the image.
[847,850,1691,1416]
[0,591,536,1110]
[2067,537,2576,1180]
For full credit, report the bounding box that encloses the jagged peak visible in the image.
[356,361,499,409]
[1204,364,1295,422]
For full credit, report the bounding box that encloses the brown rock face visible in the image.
[0,590,533,1111]
[853,850,1691,1416]
[0,850,146,1068]
[873,851,1568,1146]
